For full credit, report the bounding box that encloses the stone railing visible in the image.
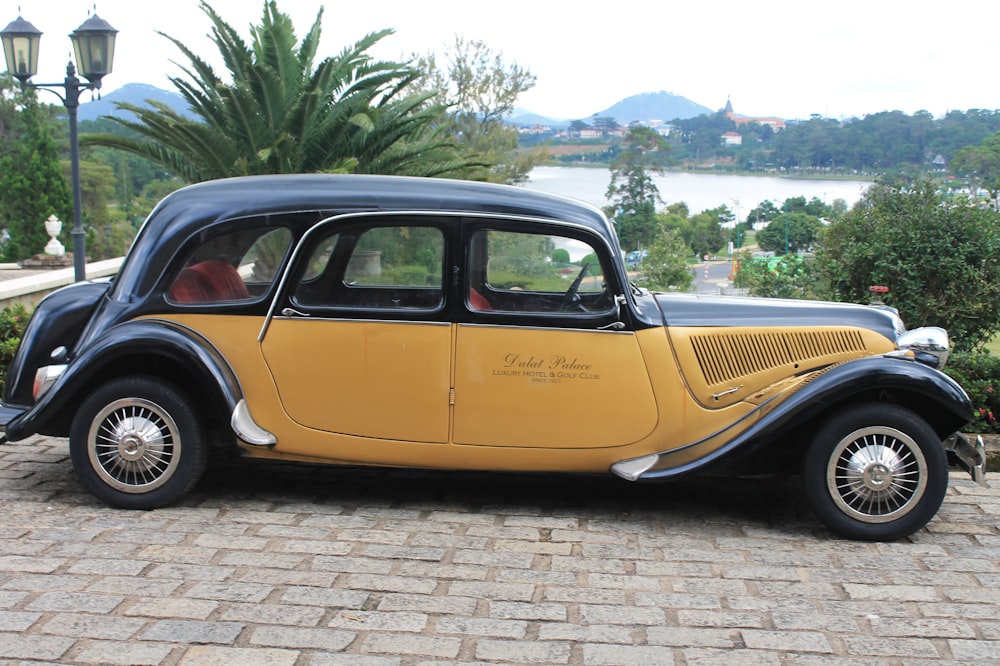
[0,258,123,309]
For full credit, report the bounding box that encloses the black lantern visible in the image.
[0,15,41,82]
[70,13,117,86]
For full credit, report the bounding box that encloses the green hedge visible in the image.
[0,304,29,392]
[944,352,1000,434]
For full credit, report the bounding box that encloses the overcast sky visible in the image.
[10,0,1000,121]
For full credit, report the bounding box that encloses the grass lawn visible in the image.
[987,336,1000,356]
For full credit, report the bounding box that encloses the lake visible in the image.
[523,166,872,222]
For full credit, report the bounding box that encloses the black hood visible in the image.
[652,292,904,342]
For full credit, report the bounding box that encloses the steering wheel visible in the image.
[560,262,591,311]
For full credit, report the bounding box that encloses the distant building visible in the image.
[721,131,743,146]
[723,97,786,132]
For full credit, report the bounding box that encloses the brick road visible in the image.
[0,435,997,665]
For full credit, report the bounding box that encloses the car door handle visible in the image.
[280,307,310,317]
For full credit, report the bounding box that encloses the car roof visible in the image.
[155,173,612,236]
[114,174,617,301]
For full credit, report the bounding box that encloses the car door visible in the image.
[260,215,453,443]
[453,222,659,448]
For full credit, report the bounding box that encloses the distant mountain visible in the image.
[80,84,712,129]
[594,91,713,125]
[509,91,713,128]
[78,83,193,123]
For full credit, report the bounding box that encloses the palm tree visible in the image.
[82,1,472,181]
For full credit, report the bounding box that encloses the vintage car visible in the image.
[0,174,987,540]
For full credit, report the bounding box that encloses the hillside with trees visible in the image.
[536,108,1000,177]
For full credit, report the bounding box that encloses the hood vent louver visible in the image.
[691,329,867,387]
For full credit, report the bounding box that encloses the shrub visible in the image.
[820,181,1000,351]
[944,352,1000,434]
[0,303,29,392]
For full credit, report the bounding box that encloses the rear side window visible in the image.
[168,227,293,304]
[292,224,445,311]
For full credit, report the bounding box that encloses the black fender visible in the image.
[633,355,973,481]
[3,318,243,442]
[2,280,111,406]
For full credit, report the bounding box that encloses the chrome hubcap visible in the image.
[88,398,181,494]
[827,426,927,524]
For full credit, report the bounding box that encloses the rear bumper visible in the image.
[0,402,28,441]
[945,433,987,486]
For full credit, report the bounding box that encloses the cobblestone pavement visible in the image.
[0,435,998,665]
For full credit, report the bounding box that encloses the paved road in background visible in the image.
[0,435,998,665]
[693,260,738,295]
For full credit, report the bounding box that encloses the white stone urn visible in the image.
[44,215,65,256]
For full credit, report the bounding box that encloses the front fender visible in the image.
[3,318,243,441]
[615,355,973,482]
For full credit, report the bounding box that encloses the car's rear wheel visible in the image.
[69,375,208,509]
[802,404,948,541]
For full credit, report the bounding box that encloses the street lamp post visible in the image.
[2,11,117,282]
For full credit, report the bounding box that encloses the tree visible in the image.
[0,86,72,261]
[736,252,827,300]
[756,212,824,255]
[592,116,619,136]
[951,130,1000,205]
[687,211,727,257]
[81,1,472,181]
[635,228,693,292]
[746,200,780,229]
[819,181,1000,350]
[414,37,542,184]
[606,125,672,250]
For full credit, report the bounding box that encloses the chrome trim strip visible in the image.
[231,399,276,446]
[270,317,451,327]
[457,322,632,334]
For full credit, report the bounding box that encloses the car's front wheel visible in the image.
[69,375,208,509]
[802,404,948,541]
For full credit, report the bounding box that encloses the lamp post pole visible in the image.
[2,12,117,282]
[64,62,86,281]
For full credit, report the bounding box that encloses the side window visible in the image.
[168,227,293,304]
[468,229,611,314]
[293,224,445,310]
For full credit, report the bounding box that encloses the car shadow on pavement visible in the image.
[187,452,819,537]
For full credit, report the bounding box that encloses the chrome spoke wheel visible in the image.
[826,426,928,524]
[87,397,181,494]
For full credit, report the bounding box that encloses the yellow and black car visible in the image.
[0,174,986,540]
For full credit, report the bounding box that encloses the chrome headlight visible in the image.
[895,327,950,369]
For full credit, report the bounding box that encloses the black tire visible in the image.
[802,403,948,541]
[69,375,208,509]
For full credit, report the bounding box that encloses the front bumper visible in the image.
[945,433,988,486]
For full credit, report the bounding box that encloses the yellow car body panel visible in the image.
[452,324,658,447]
[160,314,774,473]
[262,318,452,443]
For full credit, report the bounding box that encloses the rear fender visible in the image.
[3,280,110,406]
[3,318,243,441]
